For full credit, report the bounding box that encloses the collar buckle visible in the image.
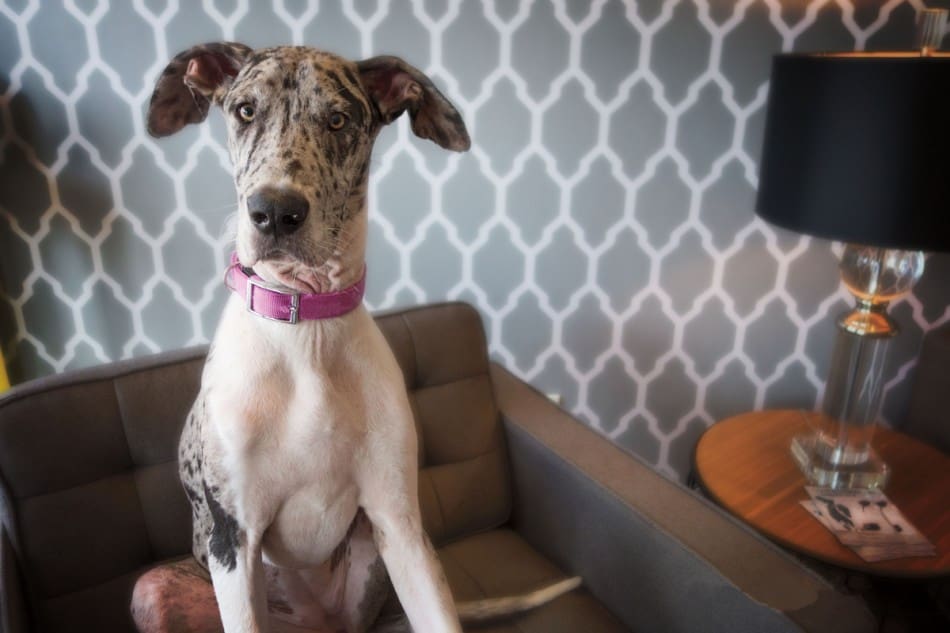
[245,277,300,324]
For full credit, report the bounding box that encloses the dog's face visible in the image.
[147,43,469,291]
[222,48,376,281]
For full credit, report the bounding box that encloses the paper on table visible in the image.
[800,487,935,563]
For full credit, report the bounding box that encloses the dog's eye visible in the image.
[236,103,255,123]
[328,112,347,131]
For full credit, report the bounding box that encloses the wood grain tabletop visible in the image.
[694,409,950,577]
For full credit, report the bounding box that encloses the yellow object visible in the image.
[0,349,8,391]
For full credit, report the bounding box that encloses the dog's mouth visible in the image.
[251,256,324,294]
[247,243,359,294]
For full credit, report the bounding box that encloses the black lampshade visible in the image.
[755,53,950,253]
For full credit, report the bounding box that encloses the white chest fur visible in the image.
[200,298,404,569]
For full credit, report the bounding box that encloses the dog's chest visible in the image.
[208,351,369,567]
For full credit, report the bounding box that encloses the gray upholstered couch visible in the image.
[0,302,874,632]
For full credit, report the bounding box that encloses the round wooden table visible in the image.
[694,410,950,577]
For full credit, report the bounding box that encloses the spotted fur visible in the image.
[133,43,574,633]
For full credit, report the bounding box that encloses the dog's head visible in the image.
[147,43,469,291]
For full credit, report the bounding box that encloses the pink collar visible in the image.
[225,253,365,324]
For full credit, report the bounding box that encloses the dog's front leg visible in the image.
[369,506,461,633]
[204,488,268,633]
[209,545,267,633]
[359,436,462,633]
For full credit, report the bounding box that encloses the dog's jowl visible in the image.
[131,43,577,633]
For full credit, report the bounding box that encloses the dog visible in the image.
[129,42,579,633]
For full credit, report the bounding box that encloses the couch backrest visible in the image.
[0,302,509,633]
[377,303,511,545]
[0,348,203,632]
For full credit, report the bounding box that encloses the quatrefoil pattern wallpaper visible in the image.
[2,0,949,480]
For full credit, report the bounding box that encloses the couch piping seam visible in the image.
[439,546,490,600]
[0,350,207,410]
[400,313,421,390]
[421,471,447,537]
[11,459,178,503]
[113,379,158,564]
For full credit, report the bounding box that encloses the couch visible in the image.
[0,302,874,632]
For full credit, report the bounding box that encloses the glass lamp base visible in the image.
[791,434,890,490]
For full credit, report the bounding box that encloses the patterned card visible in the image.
[800,487,935,562]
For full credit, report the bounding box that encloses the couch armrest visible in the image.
[1,526,29,633]
[490,363,875,633]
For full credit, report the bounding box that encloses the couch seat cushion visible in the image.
[437,528,627,633]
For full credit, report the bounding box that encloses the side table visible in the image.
[694,409,950,577]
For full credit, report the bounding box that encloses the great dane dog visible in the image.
[130,43,578,633]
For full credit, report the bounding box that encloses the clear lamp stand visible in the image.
[791,245,924,489]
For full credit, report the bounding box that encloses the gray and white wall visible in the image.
[1,0,948,480]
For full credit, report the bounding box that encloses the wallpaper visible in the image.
[1,0,948,480]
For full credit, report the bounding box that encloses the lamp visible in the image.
[754,12,950,489]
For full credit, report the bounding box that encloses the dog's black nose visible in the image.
[247,187,309,236]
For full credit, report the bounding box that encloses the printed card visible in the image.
[800,487,935,562]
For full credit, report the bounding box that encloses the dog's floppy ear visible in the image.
[147,42,252,138]
[357,56,470,152]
